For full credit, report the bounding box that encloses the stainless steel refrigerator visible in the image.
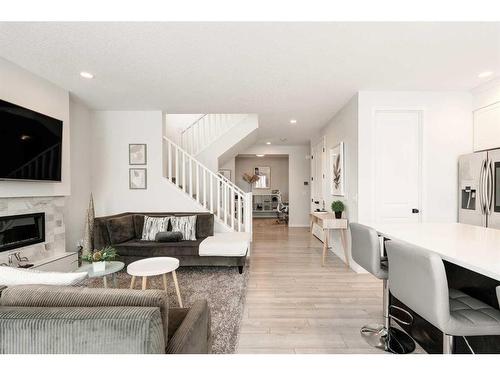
[459,149,500,229]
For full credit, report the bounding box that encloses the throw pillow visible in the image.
[171,215,197,241]
[106,215,136,244]
[0,266,88,286]
[141,216,171,240]
[155,231,183,242]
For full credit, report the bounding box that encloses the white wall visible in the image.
[0,57,71,197]
[235,155,289,201]
[91,111,210,216]
[358,91,473,224]
[239,144,310,227]
[64,96,92,252]
[313,95,361,270]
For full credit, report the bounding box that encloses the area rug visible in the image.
[81,264,249,354]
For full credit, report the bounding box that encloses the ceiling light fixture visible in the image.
[266,142,271,145]
[256,154,265,157]
[290,119,297,124]
[478,71,493,79]
[80,71,94,79]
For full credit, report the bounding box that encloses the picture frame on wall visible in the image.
[218,169,232,181]
[253,166,271,189]
[129,168,147,189]
[330,142,345,196]
[129,144,147,165]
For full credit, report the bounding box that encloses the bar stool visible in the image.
[350,223,415,353]
[386,240,500,354]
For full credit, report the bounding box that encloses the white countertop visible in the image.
[364,222,500,281]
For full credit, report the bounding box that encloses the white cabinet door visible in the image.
[474,101,500,152]
[374,110,422,224]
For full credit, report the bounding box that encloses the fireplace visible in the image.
[0,213,45,253]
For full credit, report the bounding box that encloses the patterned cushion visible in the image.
[141,216,171,241]
[171,216,197,241]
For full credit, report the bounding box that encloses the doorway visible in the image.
[373,110,422,223]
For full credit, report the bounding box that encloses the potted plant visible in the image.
[331,200,345,219]
[82,246,118,272]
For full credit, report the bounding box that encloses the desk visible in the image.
[310,212,348,267]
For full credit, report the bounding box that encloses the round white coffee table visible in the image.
[127,257,183,307]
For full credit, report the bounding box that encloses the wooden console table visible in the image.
[310,212,349,267]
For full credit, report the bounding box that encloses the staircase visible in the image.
[163,135,253,234]
[180,114,248,155]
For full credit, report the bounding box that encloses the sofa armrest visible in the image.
[166,299,211,354]
[0,285,7,296]
[0,306,165,354]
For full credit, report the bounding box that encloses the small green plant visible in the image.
[82,246,118,263]
[331,200,345,213]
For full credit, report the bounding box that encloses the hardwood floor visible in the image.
[237,218,386,354]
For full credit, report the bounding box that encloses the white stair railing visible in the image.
[180,114,247,155]
[163,136,252,233]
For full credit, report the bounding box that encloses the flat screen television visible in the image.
[0,99,63,181]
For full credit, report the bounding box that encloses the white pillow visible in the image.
[0,266,88,286]
[141,216,172,241]
[171,215,197,240]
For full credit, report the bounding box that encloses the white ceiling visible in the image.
[0,22,499,145]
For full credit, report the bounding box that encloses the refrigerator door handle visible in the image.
[479,159,485,215]
[486,159,493,216]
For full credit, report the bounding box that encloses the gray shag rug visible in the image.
[81,264,249,354]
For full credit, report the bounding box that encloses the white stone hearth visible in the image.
[0,196,66,266]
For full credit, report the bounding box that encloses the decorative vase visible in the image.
[334,211,342,219]
[93,261,106,272]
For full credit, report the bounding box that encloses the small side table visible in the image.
[75,261,125,288]
[127,257,183,308]
[310,212,349,267]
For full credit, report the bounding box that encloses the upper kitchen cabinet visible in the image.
[474,101,500,151]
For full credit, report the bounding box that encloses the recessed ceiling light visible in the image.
[290,119,297,124]
[266,142,271,145]
[256,154,265,157]
[478,71,493,79]
[80,71,94,79]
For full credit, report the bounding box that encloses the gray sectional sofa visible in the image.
[94,212,246,273]
[0,285,211,354]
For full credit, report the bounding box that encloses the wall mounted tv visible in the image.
[0,99,63,181]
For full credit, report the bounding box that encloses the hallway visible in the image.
[237,219,384,353]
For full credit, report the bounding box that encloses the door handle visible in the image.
[479,159,486,214]
[486,159,493,215]
[412,208,419,214]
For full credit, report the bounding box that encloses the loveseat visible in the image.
[0,285,211,354]
[94,212,246,273]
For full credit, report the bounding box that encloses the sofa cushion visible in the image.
[133,214,145,238]
[0,286,170,348]
[106,216,136,244]
[114,238,206,257]
[141,216,171,240]
[171,216,197,241]
[194,214,214,238]
[155,231,183,242]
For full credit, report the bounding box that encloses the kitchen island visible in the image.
[363,222,500,353]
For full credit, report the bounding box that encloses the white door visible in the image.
[374,110,422,223]
[311,137,325,210]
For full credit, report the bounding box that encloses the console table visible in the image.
[310,212,349,267]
